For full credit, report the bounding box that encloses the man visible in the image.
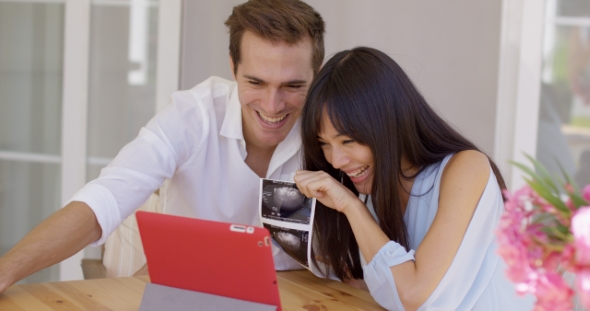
[0,0,325,293]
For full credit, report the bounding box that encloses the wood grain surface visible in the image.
[0,270,385,311]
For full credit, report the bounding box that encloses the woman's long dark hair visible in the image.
[301,47,506,280]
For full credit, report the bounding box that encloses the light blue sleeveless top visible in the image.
[362,154,534,310]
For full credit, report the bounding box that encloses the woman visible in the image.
[294,47,533,310]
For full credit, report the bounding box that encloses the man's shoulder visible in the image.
[167,76,235,112]
[186,76,236,100]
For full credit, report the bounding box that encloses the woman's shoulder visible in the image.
[439,150,491,208]
[443,150,490,180]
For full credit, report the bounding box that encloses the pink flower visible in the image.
[582,185,590,202]
[571,207,590,265]
[499,159,590,308]
[561,244,577,271]
[566,198,577,214]
[565,183,575,195]
[576,269,590,310]
[497,187,533,283]
[542,251,561,272]
[499,184,590,309]
[533,272,574,311]
[497,240,531,283]
[526,224,548,245]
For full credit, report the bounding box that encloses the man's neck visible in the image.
[245,143,277,178]
[241,118,280,178]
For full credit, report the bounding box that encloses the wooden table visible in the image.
[0,270,385,310]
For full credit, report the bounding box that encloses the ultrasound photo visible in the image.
[260,180,313,225]
[264,224,309,267]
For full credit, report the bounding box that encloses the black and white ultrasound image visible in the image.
[264,224,309,267]
[261,180,312,225]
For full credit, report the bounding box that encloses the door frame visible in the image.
[494,0,546,191]
[58,0,182,281]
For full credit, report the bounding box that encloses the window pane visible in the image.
[0,161,61,284]
[556,0,590,17]
[0,2,64,284]
[0,3,64,155]
[86,2,159,180]
[537,10,590,186]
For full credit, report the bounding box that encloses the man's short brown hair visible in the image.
[224,0,325,75]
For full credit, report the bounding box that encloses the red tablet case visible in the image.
[136,211,281,310]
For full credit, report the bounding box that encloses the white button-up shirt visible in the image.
[70,76,302,269]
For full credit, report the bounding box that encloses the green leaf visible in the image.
[556,160,580,192]
[510,161,538,180]
[541,224,571,242]
[525,154,560,194]
[554,159,589,208]
[531,213,553,223]
[567,192,588,210]
[525,179,569,213]
[511,162,558,194]
[556,223,570,236]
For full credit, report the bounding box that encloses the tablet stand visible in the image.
[139,283,277,311]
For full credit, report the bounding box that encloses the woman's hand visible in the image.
[294,170,361,214]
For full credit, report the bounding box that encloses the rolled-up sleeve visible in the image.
[363,241,415,311]
[67,183,121,245]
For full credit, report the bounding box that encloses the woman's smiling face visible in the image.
[318,115,374,194]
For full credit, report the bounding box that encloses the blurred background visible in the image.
[0,0,588,283]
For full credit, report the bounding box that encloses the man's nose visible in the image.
[261,88,285,115]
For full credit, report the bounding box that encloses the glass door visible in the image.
[0,1,65,284]
[86,0,160,182]
[0,0,181,283]
[536,0,590,186]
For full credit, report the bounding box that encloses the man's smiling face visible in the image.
[231,30,314,150]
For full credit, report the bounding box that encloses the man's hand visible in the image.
[0,201,102,294]
[133,264,149,276]
[0,276,10,294]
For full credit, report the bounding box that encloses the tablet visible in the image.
[136,211,281,310]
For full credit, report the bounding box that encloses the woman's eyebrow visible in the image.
[333,133,346,139]
[317,133,346,140]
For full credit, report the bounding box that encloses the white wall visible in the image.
[180,0,503,156]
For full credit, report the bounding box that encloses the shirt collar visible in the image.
[219,81,302,175]
[220,83,244,140]
[219,82,301,148]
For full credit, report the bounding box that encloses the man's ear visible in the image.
[229,55,236,81]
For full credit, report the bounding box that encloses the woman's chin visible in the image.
[353,183,371,195]
[350,172,372,195]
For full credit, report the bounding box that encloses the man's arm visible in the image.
[0,201,101,293]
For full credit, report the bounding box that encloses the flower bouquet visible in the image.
[496,156,590,311]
